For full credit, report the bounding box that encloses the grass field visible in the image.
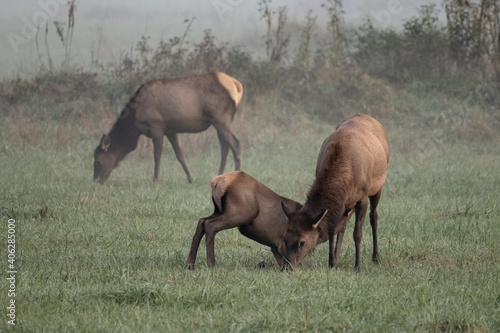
[1,110,500,332]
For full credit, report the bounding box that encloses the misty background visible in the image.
[1,0,441,78]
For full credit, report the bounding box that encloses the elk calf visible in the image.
[279,114,390,271]
[186,171,302,268]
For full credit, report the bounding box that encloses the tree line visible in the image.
[2,0,500,113]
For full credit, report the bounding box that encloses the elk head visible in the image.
[278,202,328,270]
[93,134,118,183]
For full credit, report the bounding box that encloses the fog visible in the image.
[0,0,442,78]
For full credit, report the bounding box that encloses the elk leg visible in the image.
[328,231,344,268]
[369,190,382,263]
[334,231,345,267]
[353,197,368,272]
[204,214,247,267]
[152,133,164,182]
[230,132,241,171]
[216,130,230,174]
[215,125,241,173]
[333,215,351,268]
[185,217,208,268]
[166,132,193,183]
[328,232,335,268]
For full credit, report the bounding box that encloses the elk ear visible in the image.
[281,201,292,219]
[343,208,352,217]
[100,135,110,152]
[311,209,328,229]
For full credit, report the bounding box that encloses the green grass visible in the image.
[1,114,500,332]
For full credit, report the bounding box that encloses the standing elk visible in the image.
[93,72,243,183]
[186,171,303,268]
[279,114,390,271]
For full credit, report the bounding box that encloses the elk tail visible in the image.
[232,79,243,108]
[215,72,244,109]
[210,175,228,213]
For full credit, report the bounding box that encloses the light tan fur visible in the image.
[215,72,243,108]
[210,171,240,212]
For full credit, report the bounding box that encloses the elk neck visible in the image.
[304,141,357,242]
[303,179,348,243]
[108,103,141,159]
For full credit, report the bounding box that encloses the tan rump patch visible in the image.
[210,171,243,212]
[215,72,243,108]
[210,171,242,191]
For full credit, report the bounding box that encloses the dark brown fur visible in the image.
[280,114,390,271]
[93,72,243,183]
[185,171,302,268]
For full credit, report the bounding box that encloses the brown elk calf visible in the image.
[279,114,390,271]
[93,72,242,184]
[186,171,302,268]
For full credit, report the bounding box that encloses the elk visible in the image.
[186,171,303,268]
[93,72,243,184]
[279,114,390,271]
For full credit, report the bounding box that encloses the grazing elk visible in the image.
[186,171,303,268]
[93,72,243,184]
[279,114,390,271]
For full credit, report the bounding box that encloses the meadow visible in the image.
[1,102,499,331]
[1,2,500,330]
